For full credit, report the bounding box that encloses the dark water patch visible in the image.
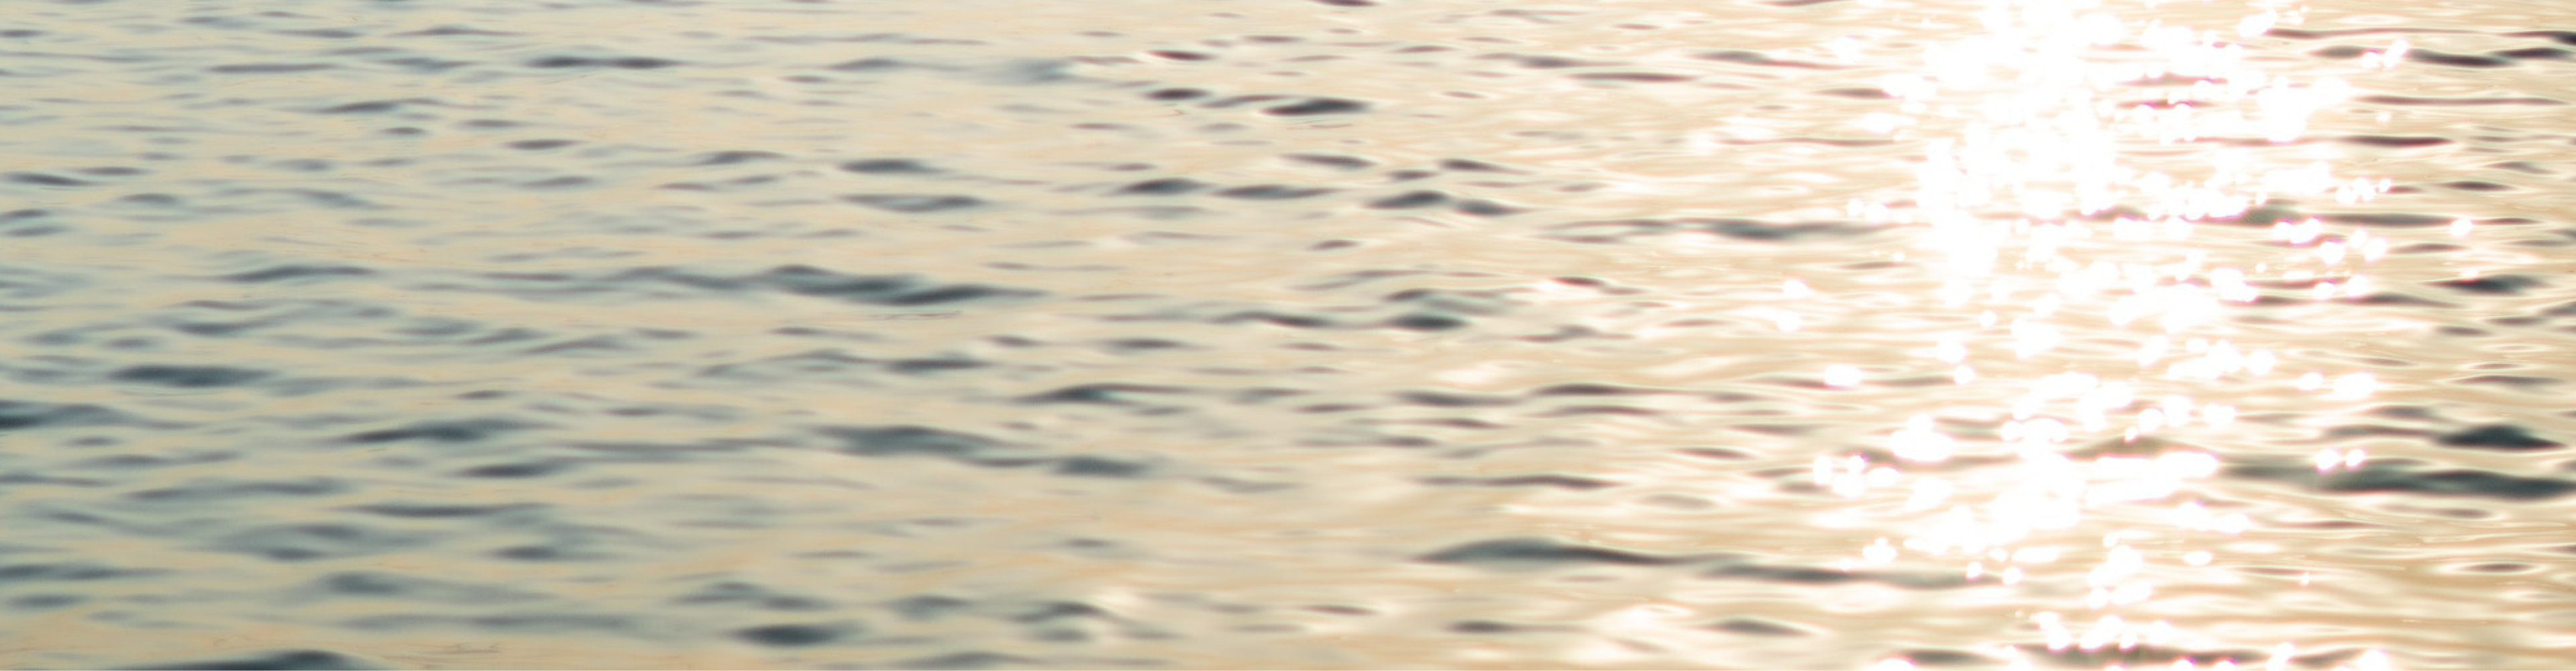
[1216,185,1336,199]
[1695,50,1839,69]
[1898,650,1992,666]
[1417,537,1701,568]
[900,651,1044,670]
[305,571,545,603]
[1050,456,1152,478]
[674,580,835,611]
[2445,561,2538,574]
[1701,562,1970,589]
[2317,424,2431,440]
[9,593,83,611]
[842,158,941,174]
[2349,290,2442,307]
[1678,448,1755,461]
[2455,374,2558,389]
[311,98,436,114]
[612,264,1038,307]
[343,613,635,634]
[890,594,975,620]
[345,502,544,519]
[1452,198,1525,217]
[70,452,235,471]
[1437,158,1518,173]
[2404,49,2511,68]
[508,138,579,150]
[1386,287,1514,317]
[2339,135,2451,148]
[2317,212,2451,227]
[824,56,914,72]
[686,150,784,166]
[1020,382,1192,405]
[694,349,989,384]
[845,193,985,212]
[1419,474,1615,490]
[570,439,771,457]
[738,622,858,646]
[2229,463,2576,500]
[6,172,91,187]
[1817,87,1893,99]
[821,425,1021,461]
[1283,153,1373,170]
[345,417,546,444]
[1450,619,1576,633]
[1705,616,1815,636]
[1396,390,1519,407]
[274,28,363,39]
[207,62,333,74]
[220,265,374,283]
[115,650,386,671]
[0,472,109,487]
[2505,30,2576,46]
[2269,27,2469,39]
[0,399,133,430]
[525,55,681,69]
[2436,424,2561,451]
[1533,404,1660,417]
[1116,178,1208,195]
[985,58,1081,85]
[2439,180,2514,191]
[2030,646,2269,671]
[1146,50,1214,61]
[2494,47,2570,60]
[376,56,477,72]
[1385,313,1468,330]
[1146,87,1209,100]
[389,24,517,38]
[209,523,435,562]
[488,522,663,562]
[1541,217,1865,244]
[0,264,87,299]
[517,175,591,189]
[0,561,161,584]
[1263,97,1368,115]
[1571,72,1695,83]
[2436,274,2543,295]
[128,478,345,504]
[1533,382,1682,397]
[1208,310,1336,328]
[1099,338,1193,353]
[109,365,271,388]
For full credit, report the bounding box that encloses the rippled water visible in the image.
[2,0,2573,668]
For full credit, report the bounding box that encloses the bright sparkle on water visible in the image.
[1802,0,2420,668]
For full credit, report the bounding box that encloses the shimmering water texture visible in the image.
[1,0,2572,668]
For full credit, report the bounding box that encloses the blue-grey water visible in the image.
[1,0,2573,668]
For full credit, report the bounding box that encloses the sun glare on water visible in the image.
[1798,0,2420,668]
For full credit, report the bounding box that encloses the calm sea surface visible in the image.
[1,0,2573,668]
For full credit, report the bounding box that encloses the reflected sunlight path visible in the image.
[1788,0,2432,668]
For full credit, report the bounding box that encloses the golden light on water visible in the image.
[1801,0,2428,668]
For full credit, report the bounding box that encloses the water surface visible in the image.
[1,0,2573,668]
